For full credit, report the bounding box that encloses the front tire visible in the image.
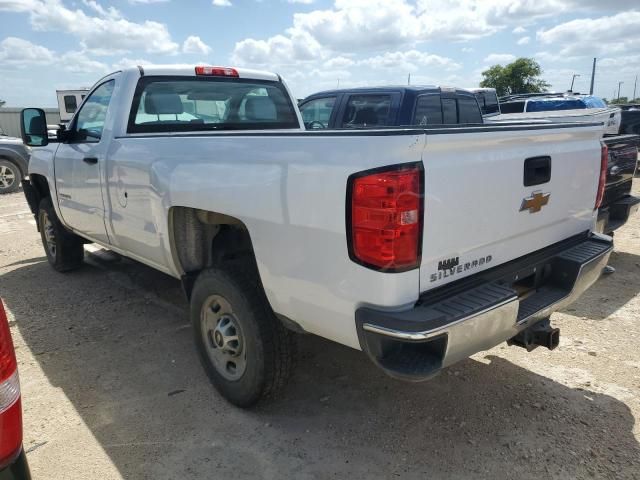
[190,265,296,407]
[0,159,22,194]
[38,197,84,272]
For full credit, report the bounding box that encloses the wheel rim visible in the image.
[41,210,57,257]
[201,294,247,381]
[0,165,16,189]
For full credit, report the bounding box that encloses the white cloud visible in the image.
[60,50,110,73]
[359,50,461,72]
[232,30,324,66]
[288,0,314,3]
[182,35,211,55]
[512,26,526,34]
[212,0,231,6]
[537,11,640,56]
[0,37,108,74]
[81,0,120,18]
[324,56,354,68]
[129,0,169,3]
[517,36,530,45]
[17,0,179,55]
[484,53,516,64]
[0,0,40,11]
[112,58,152,70]
[0,37,54,66]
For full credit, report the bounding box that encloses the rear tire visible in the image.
[0,159,22,194]
[38,197,84,272]
[190,264,296,407]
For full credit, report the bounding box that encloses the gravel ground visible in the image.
[0,182,639,480]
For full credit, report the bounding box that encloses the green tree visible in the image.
[0,100,5,107]
[480,58,550,97]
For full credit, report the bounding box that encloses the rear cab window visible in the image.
[341,94,392,128]
[413,94,443,125]
[412,91,481,125]
[128,76,299,133]
[458,95,482,123]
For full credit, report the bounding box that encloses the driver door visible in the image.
[54,79,115,244]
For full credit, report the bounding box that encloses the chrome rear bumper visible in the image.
[356,234,613,381]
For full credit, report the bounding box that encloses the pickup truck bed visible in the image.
[20,65,612,406]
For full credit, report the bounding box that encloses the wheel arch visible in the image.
[169,206,258,298]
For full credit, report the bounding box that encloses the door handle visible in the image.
[523,156,551,186]
[83,157,98,165]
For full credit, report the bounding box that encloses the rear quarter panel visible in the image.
[106,132,425,349]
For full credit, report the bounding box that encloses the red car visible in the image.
[0,299,31,480]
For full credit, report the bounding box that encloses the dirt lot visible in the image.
[1,182,639,480]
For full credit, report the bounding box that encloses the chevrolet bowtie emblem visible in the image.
[520,191,550,213]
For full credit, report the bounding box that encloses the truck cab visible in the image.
[298,86,483,129]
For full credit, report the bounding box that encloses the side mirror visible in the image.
[20,108,49,147]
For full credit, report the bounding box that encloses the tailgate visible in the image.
[419,124,603,291]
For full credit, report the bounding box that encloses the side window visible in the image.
[300,97,336,129]
[458,95,482,123]
[500,101,525,113]
[413,94,442,125]
[64,95,78,114]
[341,95,391,128]
[75,80,115,142]
[442,98,457,124]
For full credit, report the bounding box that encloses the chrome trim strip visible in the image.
[362,296,518,341]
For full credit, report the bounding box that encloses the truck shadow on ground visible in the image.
[2,256,639,479]
[560,250,640,320]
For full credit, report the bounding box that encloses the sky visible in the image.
[0,0,639,107]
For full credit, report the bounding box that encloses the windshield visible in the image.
[129,77,299,133]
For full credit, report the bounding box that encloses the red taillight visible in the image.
[595,144,608,209]
[348,163,423,272]
[0,299,22,468]
[195,66,239,77]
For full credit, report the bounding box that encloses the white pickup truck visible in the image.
[20,65,613,407]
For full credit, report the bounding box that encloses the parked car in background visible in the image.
[598,135,640,234]
[614,104,640,136]
[0,300,31,480]
[20,65,613,408]
[298,86,483,129]
[488,93,621,135]
[0,135,30,194]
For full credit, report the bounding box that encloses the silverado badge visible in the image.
[520,191,550,213]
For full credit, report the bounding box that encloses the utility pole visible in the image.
[634,75,638,101]
[617,81,624,102]
[589,58,596,95]
[570,74,580,91]
[408,73,411,85]
[337,78,340,88]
